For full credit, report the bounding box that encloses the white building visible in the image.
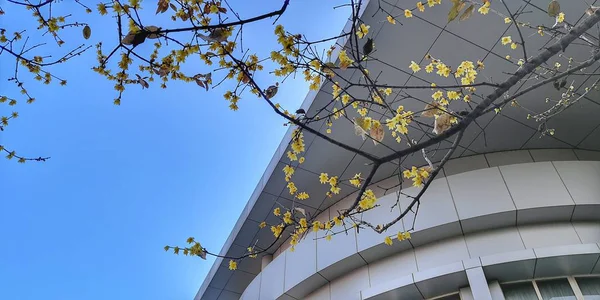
[196,0,600,299]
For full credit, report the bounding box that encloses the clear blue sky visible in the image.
[0,1,347,299]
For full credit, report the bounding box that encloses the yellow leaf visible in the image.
[384,236,393,245]
[386,15,396,24]
[229,260,237,270]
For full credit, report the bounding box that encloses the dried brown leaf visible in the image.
[121,31,146,47]
[421,101,442,117]
[294,207,306,217]
[433,113,452,134]
[144,26,161,39]
[156,0,169,14]
[586,6,599,16]
[199,249,207,260]
[154,65,170,77]
[354,117,367,140]
[241,73,250,84]
[448,1,464,22]
[459,4,474,21]
[82,25,91,39]
[135,74,149,89]
[548,0,560,17]
[370,124,385,145]
[265,84,278,99]
[209,28,228,42]
[121,32,136,45]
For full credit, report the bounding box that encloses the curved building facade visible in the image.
[198,150,600,300]
[196,0,600,299]
[244,150,600,300]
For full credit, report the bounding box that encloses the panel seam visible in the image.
[497,166,518,228]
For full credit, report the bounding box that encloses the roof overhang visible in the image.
[197,0,600,298]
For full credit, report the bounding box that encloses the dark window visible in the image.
[577,277,600,300]
[502,282,538,300]
[536,279,576,300]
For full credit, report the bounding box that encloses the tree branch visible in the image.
[375,129,464,233]
[156,0,290,34]
[378,9,600,165]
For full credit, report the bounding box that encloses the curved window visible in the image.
[577,277,600,300]
[502,282,538,300]
[537,279,576,300]
[429,292,461,300]
[502,276,600,300]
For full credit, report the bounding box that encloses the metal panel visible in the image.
[481,249,536,282]
[444,155,490,177]
[466,267,493,300]
[362,274,423,300]
[485,151,533,168]
[530,149,578,162]
[447,167,516,233]
[329,266,370,300]
[533,244,600,277]
[414,262,468,299]
[225,271,256,294]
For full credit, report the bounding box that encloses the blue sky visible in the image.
[0,1,347,299]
